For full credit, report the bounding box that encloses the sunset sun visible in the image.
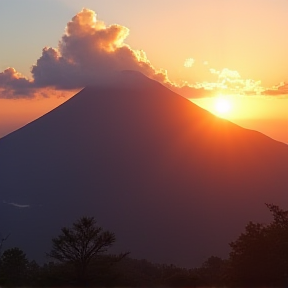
[214,97,232,116]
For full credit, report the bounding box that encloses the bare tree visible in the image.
[0,233,10,256]
[47,216,116,283]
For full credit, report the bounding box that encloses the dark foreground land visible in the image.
[0,204,287,287]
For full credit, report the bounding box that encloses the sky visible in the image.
[0,0,287,143]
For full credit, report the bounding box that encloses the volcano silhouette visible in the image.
[1,71,288,267]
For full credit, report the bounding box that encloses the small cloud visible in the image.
[262,82,288,96]
[3,200,30,208]
[218,68,241,79]
[0,68,33,98]
[184,58,195,68]
[209,68,220,75]
[207,67,263,95]
[203,61,208,65]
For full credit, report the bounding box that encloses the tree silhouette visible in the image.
[47,216,116,283]
[0,233,10,256]
[197,256,227,285]
[229,203,288,286]
[0,247,28,285]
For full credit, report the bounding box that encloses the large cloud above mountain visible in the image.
[31,9,169,89]
[0,8,286,99]
[0,9,171,98]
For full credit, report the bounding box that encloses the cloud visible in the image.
[0,8,284,100]
[210,68,241,79]
[0,68,33,98]
[0,8,173,98]
[218,68,241,79]
[208,67,264,95]
[3,200,30,208]
[262,82,288,96]
[33,8,172,88]
[184,58,195,68]
[10,8,177,99]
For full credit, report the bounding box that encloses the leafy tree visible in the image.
[196,256,228,285]
[47,216,116,284]
[26,260,41,285]
[39,261,71,286]
[0,247,28,286]
[228,203,288,286]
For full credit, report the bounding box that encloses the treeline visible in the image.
[0,252,227,287]
[0,203,287,287]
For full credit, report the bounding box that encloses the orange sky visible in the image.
[0,1,287,143]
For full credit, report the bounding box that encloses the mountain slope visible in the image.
[1,71,287,267]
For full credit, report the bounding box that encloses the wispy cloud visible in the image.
[262,82,288,96]
[3,200,30,208]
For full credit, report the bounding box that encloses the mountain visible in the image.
[0,71,288,267]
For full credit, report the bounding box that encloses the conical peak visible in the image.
[84,70,159,90]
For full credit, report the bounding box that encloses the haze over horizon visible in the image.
[0,1,287,143]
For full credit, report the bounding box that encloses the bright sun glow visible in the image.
[214,97,232,116]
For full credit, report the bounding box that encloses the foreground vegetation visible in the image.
[0,203,287,287]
